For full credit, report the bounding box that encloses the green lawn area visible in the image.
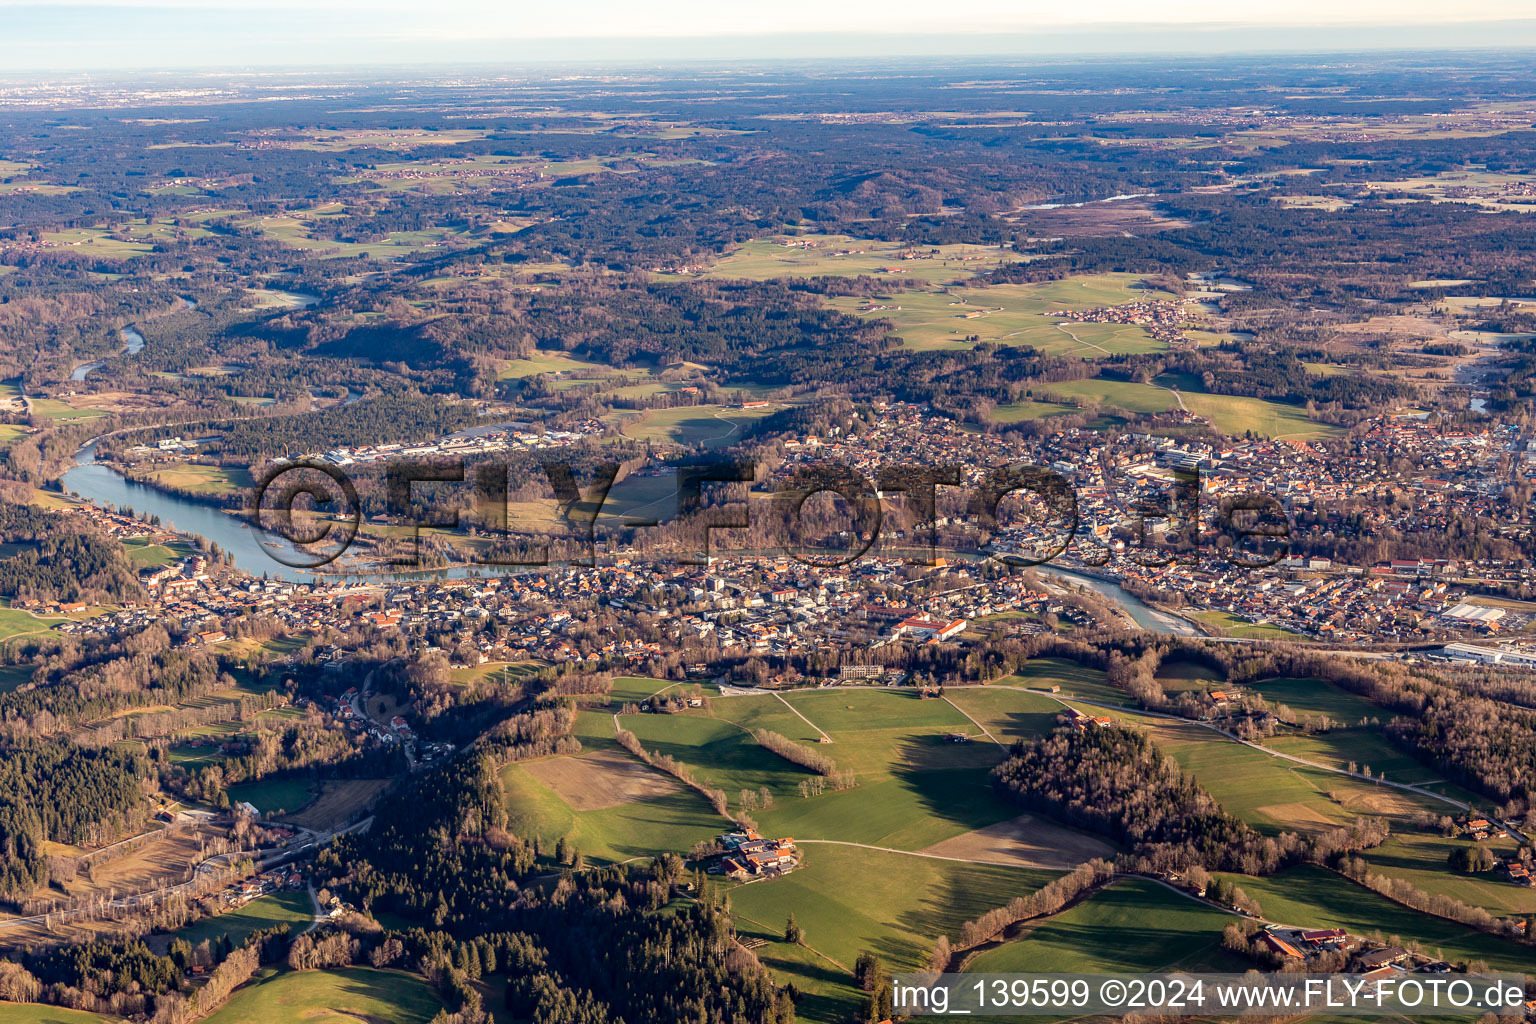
[1263,730,1441,787]
[142,464,251,497]
[0,1006,116,1024]
[40,227,156,257]
[497,349,615,379]
[708,693,824,745]
[229,778,316,816]
[1247,676,1381,722]
[1092,706,1446,835]
[618,403,783,447]
[986,399,1077,423]
[746,690,1017,848]
[0,663,34,693]
[1154,657,1225,692]
[1042,378,1338,440]
[500,759,725,864]
[939,686,1064,744]
[966,877,1249,973]
[28,398,109,423]
[991,657,1129,707]
[123,537,190,568]
[742,931,866,1024]
[202,967,441,1024]
[1366,827,1536,916]
[668,234,1022,284]
[0,604,69,641]
[605,688,1018,849]
[1190,609,1311,640]
[1228,865,1534,973]
[168,889,312,949]
[729,844,1058,1023]
[623,711,819,805]
[826,273,1173,353]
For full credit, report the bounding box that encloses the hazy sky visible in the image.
[6,0,1536,71]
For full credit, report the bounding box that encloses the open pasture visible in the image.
[617,402,782,446]
[1365,827,1536,916]
[1043,378,1337,439]
[917,812,1116,869]
[990,657,1126,706]
[966,877,1247,974]
[0,1007,115,1024]
[729,843,1058,974]
[501,758,724,864]
[201,967,441,1024]
[1229,865,1532,973]
[1092,706,1445,835]
[523,748,682,810]
[827,273,1173,353]
[940,685,1065,743]
[164,889,312,951]
[668,234,1022,283]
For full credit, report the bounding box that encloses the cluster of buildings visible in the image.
[773,404,1536,646]
[210,865,303,910]
[1257,929,1460,977]
[306,420,605,467]
[708,829,801,881]
[1048,298,1191,346]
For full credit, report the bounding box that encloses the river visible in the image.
[60,445,1210,616]
[60,382,367,583]
[70,325,146,382]
[62,440,322,582]
[1033,565,1199,635]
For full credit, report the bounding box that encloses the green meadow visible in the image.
[828,273,1173,353]
[618,403,782,447]
[167,889,312,950]
[667,235,1023,284]
[201,967,441,1024]
[1365,827,1536,916]
[1042,378,1337,440]
[1228,866,1533,973]
[0,1007,115,1024]
[729,844,1058,1021]
[500,763,726,864]
[228,777,316,816]
[966,877,1248,973]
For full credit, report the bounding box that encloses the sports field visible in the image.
[966,877,1248,973]
[227,777,315,816]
